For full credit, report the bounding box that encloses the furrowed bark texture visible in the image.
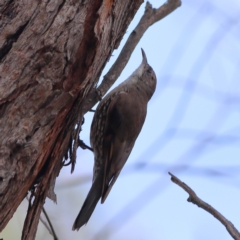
[0,0,143,238]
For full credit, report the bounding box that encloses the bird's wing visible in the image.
[101,91,146,203]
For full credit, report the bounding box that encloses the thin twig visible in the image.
[169,172,240,240]
[39,215,52,235]
[26,196,58,240]
[41,207,58,240]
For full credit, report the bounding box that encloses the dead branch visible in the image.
[169,172,240,240]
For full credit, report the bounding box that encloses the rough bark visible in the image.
[0,0,143,239]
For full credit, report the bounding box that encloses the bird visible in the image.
[72,49,157,230]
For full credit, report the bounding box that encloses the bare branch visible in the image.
[83,0,181,113]
[26,196,58,240]
[39,215,53,237]
[41,207,58,240]
[169,172,240,240]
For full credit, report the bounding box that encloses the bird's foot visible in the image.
[78,139,93,152]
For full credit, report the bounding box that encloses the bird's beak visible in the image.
[141,48,148,65]
[133,48,148,77]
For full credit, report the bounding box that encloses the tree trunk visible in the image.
[0,0,143,239]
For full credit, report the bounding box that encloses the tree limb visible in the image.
[169,172,240,240]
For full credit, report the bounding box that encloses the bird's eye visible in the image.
[147,69,152,73]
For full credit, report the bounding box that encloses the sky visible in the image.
[2,0,240,239]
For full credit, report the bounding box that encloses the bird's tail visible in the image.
[72,173,103,231]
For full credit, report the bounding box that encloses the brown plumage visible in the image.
[72,49,157,230]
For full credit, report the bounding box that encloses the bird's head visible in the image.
[133,49,157,100]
